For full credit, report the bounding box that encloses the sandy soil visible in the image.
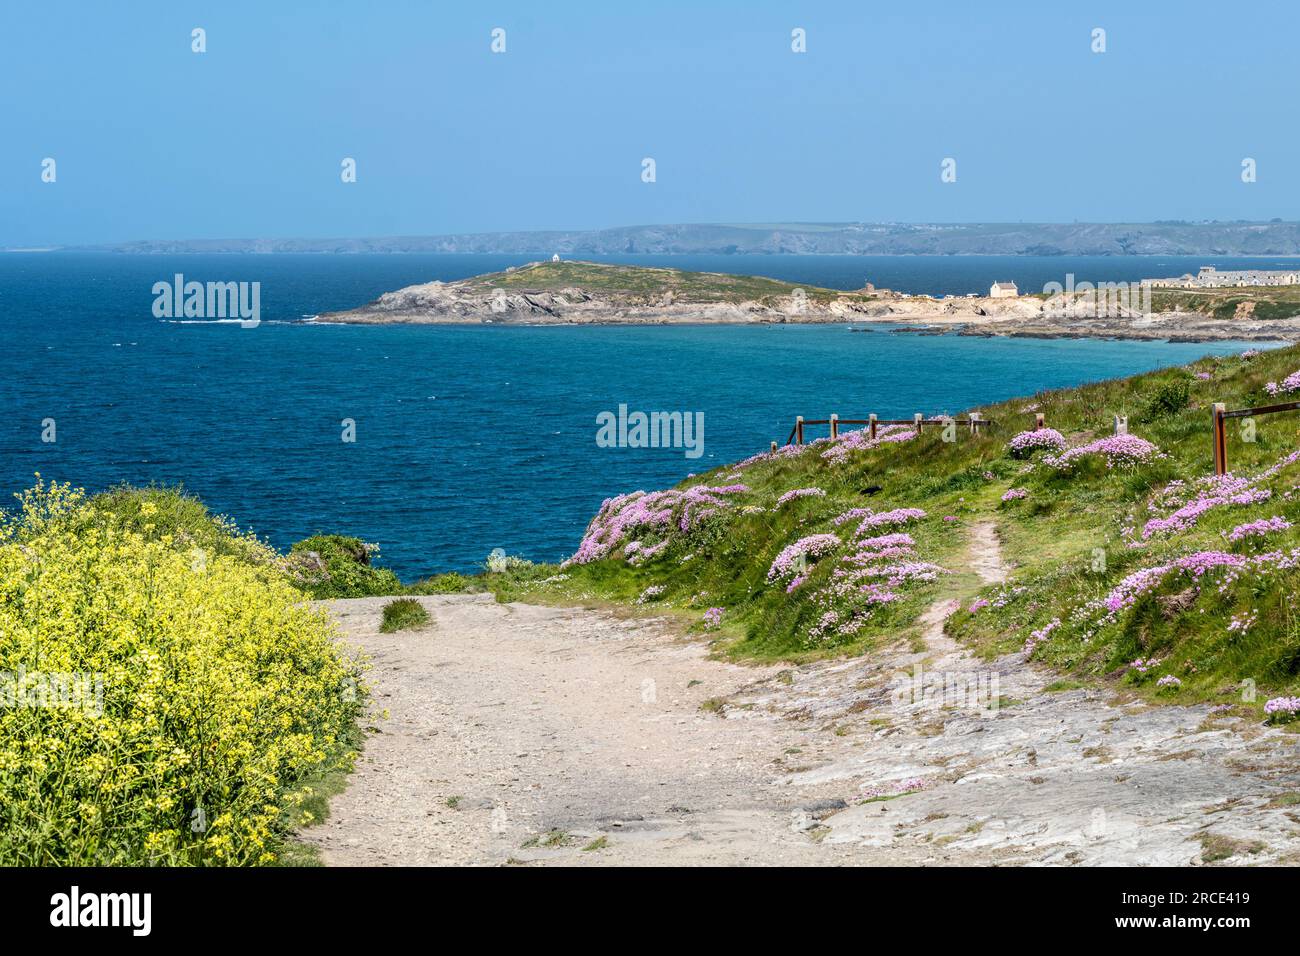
[304,524,1300,866]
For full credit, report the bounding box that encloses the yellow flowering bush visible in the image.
[0,479,363,865]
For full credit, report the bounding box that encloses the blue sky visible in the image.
[2,0,1296,245]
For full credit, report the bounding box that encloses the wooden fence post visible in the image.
[914,412,923,432]
[770,440,778,454]
[796,416,804,445]
[869,413,878,440]
[1035,412,1045,431]
[830,413,839,440]
[1212,403,1227,476]
[1114,415,1128,436]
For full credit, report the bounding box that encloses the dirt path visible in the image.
[305,524,1300,866]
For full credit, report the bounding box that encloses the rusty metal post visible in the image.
[1212,403,1227,476]
[869,413,878,439]
[796,415,804,445]
[914,412,923,432]
[830,413,839,440]
[1035,412,1045,431]
[770,440,778,454]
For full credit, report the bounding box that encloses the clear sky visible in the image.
[2,0,1296,246]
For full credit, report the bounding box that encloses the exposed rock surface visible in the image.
[304,526,1300,867]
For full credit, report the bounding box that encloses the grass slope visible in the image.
[459,260,874,305]
[494,343,1300,717]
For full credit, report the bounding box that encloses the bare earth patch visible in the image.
[306,528,1300,866]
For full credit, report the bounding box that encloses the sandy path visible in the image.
[305,524,1300,866]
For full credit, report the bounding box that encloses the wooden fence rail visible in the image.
[771,408,1136,458]
[1212,399,1300,475]
[783,412,997,447]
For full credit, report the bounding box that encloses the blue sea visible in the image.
[1,252,1288,577]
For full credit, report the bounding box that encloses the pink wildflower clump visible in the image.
[1023,618,1060,656]
[1263,370,1300,396]
[1007,428,1066,458]
[1044,434,1160,471]
[568,484,749,565]
[776,486,826,506]
[625,538,669,565]
[1265,696,1300,721]
[851,560,947,587]
[804,515,948,644]
[1226,516,1292,543]
[856,507,927,532]
[831,507,873,526]
[703,607,723,629]
[733,443,807,469]
[855,532,915,551]
[1156,674,1182,689]
[1103,551,1249,615]
[820,423,917,465]
[767,532,842,583]
[1143,473,1272,539]
[968,598,990,613]
[1129,657,1163,675]
[1001,487,1028,502]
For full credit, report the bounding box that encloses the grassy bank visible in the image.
[459,259,875,305]
[491,342,1300,718]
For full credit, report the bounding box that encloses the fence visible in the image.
[780,411,996,448]
[774,410,1145,453]
[1211,400,1300,475]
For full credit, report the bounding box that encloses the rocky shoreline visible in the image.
[317,261,1300,343]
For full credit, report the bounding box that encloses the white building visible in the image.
[551,253,561,262]
[989,281,1019,298]
[1150,265,1300,288]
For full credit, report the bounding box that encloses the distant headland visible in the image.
[49,220,1300,257]
[317,259,1300,342]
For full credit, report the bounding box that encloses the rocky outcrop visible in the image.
[316,261,1300,341]
[319,267,1044,327]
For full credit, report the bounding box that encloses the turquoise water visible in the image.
[0,253,1281,576]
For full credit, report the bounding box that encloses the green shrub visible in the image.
[406,572,477,594]
[380,598,431,633]
[1141,377,1191,421]
[287,534,402,598]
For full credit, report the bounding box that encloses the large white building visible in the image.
[989,281,1019,298]
[1151,265,1300,288]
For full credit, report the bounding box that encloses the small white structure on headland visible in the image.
[989,281,1019,298]
[552,253,561,262]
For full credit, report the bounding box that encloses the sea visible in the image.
[1,252,1290,577]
